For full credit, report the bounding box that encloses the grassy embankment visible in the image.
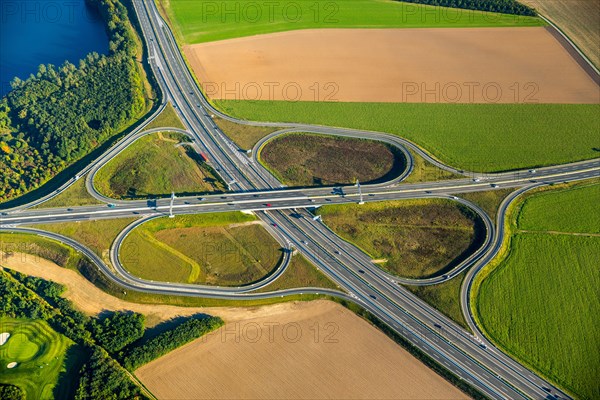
[215,101,600,173]
[317,199,484,278]
[161,0,543,44]
[474,181,600,400]
[259,133,407,187]
[144,102,186,131]
[120,213,282,286]
[31,176,100,209]
[0,318,80,400]
[94,132,225,199]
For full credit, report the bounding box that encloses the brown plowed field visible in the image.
[136,300,468,400]
[185,27,599,104]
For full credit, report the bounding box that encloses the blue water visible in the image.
[0,0,109,96]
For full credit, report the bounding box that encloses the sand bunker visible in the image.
[185,27,599,104]
[6,362,17,369]
[0,333,9,346]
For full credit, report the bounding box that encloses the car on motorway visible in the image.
[491,183,499,188]
[198,197,205,201]
[529,169,537,173]
[108,204,116,208]
[265,203,272,207]
[272,223,277,227]
[358,269,365,274]
[473,178,481,182]
[334,250,341,254]
[369,294,377,300]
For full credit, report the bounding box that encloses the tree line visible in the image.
[1,269,222,398]
[397,0,537,16]
[0,0,149,203]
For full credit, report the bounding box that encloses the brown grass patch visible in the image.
[185,27,599,104]
[260,133,405,187]
[135,300,468,400]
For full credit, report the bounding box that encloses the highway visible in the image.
[1,0,598,398]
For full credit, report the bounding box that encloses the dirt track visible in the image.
[185,27,599,104]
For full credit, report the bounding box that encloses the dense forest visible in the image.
[0,0,149,203]
[397,0,537,16]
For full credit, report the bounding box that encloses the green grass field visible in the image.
[160,0,543,44]
[213,117,281,150]
[0,232,81,270]
[260,133,406,187]
[0,318,77,400]
[94,132,225,199]
[475,182,600,399]
[32,176,100,209]
[144,103,185,131]
[121,212,283,286]
[406,271,468,329]
[257,253,340,292]
[459,188,515,219]
[317,199,483,278]
[31,218,137,264]
[215,101,600,172]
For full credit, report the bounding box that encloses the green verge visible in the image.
[259,132,407,187]
[94,132,226,199]
[213,117,281,150]
[32,175,100,209]
[0,231,327,308]
[29,218,137,264]
[317,199,484,278]
[161,0,543,44]
[144,102,185,131]
[405,271,469,330]
[459,188,515,219]
[0,318,77,400]
[256,253,341,292]
[215,101,600,172]
[473,180,600,400]
[120,212,284,286]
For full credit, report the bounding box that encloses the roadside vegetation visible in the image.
[317,199,484,278]
[144,102,185,131]
[213,117,280,150]
[121,212,283,286]
[160,0,542,44]
[474,181,600,400]
[95,131,225,199]
[32,176,100,209]
[459,188,514,219]
[27,218,136,265]
[216,101,600,173]
[0,0,152,204]
[406,271,468,329]
[260,133,406,187]
[256,254,340,292]
[402,150,462,183]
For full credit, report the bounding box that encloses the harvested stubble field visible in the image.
[476,182,600,399]
[521,0,600,68]
[317,199,484,278]
[259,133,406,187]
[95,132,225,199]
[121,213,283,286]
[187,27,599,104]
[135,300,468,400]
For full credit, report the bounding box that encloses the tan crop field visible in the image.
[521,0,599,68]
[136,300,468,400]
[185,27,599,104]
